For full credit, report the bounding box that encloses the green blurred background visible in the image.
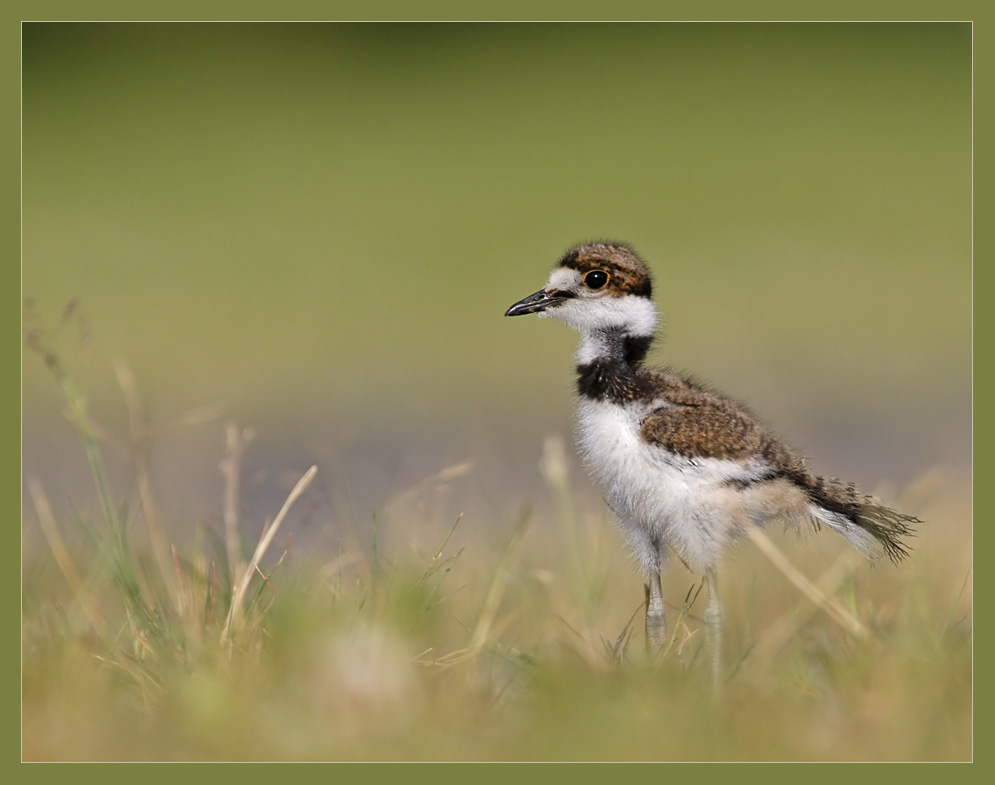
[22,23,971,545]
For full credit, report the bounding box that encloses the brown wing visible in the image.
[640,401,765,461]
[638,371,808,473]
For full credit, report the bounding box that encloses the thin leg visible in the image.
[645,571,667,655]
[703,571,723,689]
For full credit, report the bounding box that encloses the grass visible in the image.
[20,331,972,761]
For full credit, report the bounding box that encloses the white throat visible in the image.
[542,294,658,365]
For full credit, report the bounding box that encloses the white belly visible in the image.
[575,397,770,573]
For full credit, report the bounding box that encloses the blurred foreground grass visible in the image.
[21,354,971,761]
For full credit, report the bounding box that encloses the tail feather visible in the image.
[806,476,918,563]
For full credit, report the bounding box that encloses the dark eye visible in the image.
[583,270,610,290]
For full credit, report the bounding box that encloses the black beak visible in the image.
[504,288,568,317]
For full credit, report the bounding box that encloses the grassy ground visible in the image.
[20,355,971,761]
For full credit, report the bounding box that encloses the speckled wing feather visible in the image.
[638,371,777,463]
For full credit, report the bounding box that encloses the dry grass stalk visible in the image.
[114,359,183,615]
[219,422,255,587]
[746,523,868,640]
[27,477,105,635]
[221,464,318,644]
[753,549,863,659]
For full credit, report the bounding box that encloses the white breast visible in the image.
[575,397,770,574]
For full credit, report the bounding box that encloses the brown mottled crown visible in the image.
[558,241,653,299]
